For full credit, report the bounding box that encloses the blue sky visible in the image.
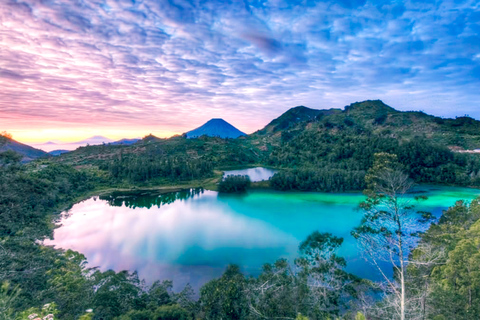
[1,0,479,142]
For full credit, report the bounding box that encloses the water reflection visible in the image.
[47,186,479,292]
[223,167,277,182]
[47,190,297,291]
[100,188,205,209]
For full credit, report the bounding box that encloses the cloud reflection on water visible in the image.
[47,191,297,290]
[223,167,277,182]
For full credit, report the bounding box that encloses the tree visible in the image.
[295,232,358,318]
[199,265,248,320]
[218,175,251,193]
[0,150,22,166]
[245,232,364,320]
[352,153,431,320]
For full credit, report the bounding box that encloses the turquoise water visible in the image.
[47,185,480,291]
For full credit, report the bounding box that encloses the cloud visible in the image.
[0,0,479,141]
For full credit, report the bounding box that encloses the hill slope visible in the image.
[186,119,246,139]
[251,100,480,150]
[0,136,48,162]
[256,106,341,135]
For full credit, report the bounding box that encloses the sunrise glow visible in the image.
[1,0,479,143]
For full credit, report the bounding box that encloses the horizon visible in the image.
[1,0,479,143]
[8,99,480,147]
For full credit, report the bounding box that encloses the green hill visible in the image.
[253,100,480,150]
[0,134,48,163]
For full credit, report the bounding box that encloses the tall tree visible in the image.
[352,153,431,320]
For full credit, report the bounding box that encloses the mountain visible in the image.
[0,136,48,162]
[251,100,480,149]
[256,106,341,135]
[186,119,246,139]
[33,136,116,152]
[109,138,140,145]
[77,136,114,145]
[48,150,70,156]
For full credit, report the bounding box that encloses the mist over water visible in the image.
[47,185,479,291]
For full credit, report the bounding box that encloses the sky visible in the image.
[1,0,479,143]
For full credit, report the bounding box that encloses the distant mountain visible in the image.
[109,138,140,146]
[0,136,48,162]
[34,136,116,152]
[48,150,70,156]
[186,119,246,139]
[77,136,114,145]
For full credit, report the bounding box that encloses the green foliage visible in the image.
[0,282,20,320]
[78,313,94,320]
[408,198,480,319]
[0,150,23,166]
[218,175,251,193]
[153,305,190,320]
[354,312,366,320]
[100,154,213,183]
[116,305,190,320]
[16,302,59,320]
[199,265,248,320]
[295,313,309,320]
[45,250,94,319]
[270,168,366,192]
[0,163,101,313]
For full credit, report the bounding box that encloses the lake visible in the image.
[223,167,277,182]
[46,182,480,291]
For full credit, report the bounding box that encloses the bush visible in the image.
[153,305,190,320]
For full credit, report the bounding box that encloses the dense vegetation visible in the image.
[264,102,480,192]
[3,145,480,319]
[218,175,251,193]
[98,154,214,183]
[270,168,366,192]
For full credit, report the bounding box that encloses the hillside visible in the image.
[250,100,480,191]
[250,100,480,151]
[52,134,259,168]
[43,100,480,191]
[186,118,246,139]
[0,135,48,162]
[255,106,341,135]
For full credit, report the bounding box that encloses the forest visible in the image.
[268,131,480,192]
